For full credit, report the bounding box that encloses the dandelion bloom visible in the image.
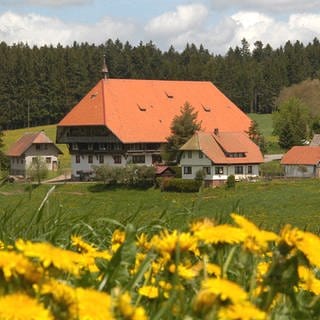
[116,292,147,320]
[281,225,320,267]
[138,285,159,299]
[151,230,199,261]
[74,287,114,320]
[0,293,53,320]
[16,239,84,276]
[0,250,42,282]
[194,278,248,311]
[298,266,320,295]
[231,214,278,253]
[219,302,266,320]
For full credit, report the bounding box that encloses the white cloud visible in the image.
[0,11,136,46]
[228,11,320,50]
[145,3,208,36]
[210,0,320,13]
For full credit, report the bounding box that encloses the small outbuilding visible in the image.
[6,131,63,176]
[281,146,320,178]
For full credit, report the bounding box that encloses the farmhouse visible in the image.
[56,73,252,179]
[180,130,263,185]
[6,131,63,176]
[281,146,320,178]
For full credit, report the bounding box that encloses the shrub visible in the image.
[160,178,201,192]
[226,174,236,189]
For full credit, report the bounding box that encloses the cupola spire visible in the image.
[101,54,109,79]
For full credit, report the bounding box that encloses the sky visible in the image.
[0,0,320,54]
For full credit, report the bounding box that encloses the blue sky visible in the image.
[0,0,320,54]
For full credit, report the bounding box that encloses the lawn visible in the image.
[248,113,284,154]
[1,179,320,244]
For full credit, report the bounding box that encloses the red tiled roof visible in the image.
[180,131,264,164]
[58,79,251,143]
[281,146,320,165]
[6,131,62,157]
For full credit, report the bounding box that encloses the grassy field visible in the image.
[1,179,320,244]
[248,113,284,154]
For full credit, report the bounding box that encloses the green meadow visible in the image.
[1,178,320,245]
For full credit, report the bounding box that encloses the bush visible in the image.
[169,165,182,178]
[226,175,236,189]
[160,178,201,192]
[260,161,284,178]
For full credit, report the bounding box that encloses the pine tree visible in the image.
[165,102,201,162]
[246,120,267,153]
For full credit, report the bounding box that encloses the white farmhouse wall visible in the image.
[284,164,316,178]
[71,153,153,178]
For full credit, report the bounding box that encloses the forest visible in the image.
[0,37,320,129]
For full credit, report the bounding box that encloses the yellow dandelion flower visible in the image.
[40,279,78,316]
[136,233,151,250]
[0,250,43,282]
[193,223,246,245]
[151,229,199,261]
[0,240,4,250]
[195,278,247,307]
[112,229,126,252]
[75,287,114,320]
[281,225,320,268]
[16,239,84,276]
[116,291,148,320]
[168,263,198,280]
[298,266,320,295]
[0,293,53,320]
[206,263,221,277]
[117,292,135,318]
[219,301,266,320]
[138,285,159,299]
[132,307,147,320]
[71,235,97,254]
[231,213,278,253]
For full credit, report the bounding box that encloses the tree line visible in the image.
[0,38,320,129]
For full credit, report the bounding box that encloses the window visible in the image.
[99,155,104,164]
[88,155,93,164]
[35,144,40,150]
[75,155,80,163]
[88,143,93,151]
[183,166,192,174]
[99,143,106,151]
[247,165,253,174]
[199,151,203,159]
[46,157,51,164]
[235,166,243,174]
[113,155,122,164]
[132,155,145,164]
[44,144,48,150]
[215,166,224,174]
[72,143,78,151]
[187,151,192,159]
[203,167,211,175]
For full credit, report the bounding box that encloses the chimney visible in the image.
[101,54,109,79]
[214,128,219,135]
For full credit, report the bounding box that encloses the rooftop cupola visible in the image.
[101,54,109,79]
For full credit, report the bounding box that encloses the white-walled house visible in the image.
[180,130,264,186]
[6,131,63,176]
[281,146,320,178]
[56,76,253,179]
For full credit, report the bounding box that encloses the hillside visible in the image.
[276,79,320,116]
